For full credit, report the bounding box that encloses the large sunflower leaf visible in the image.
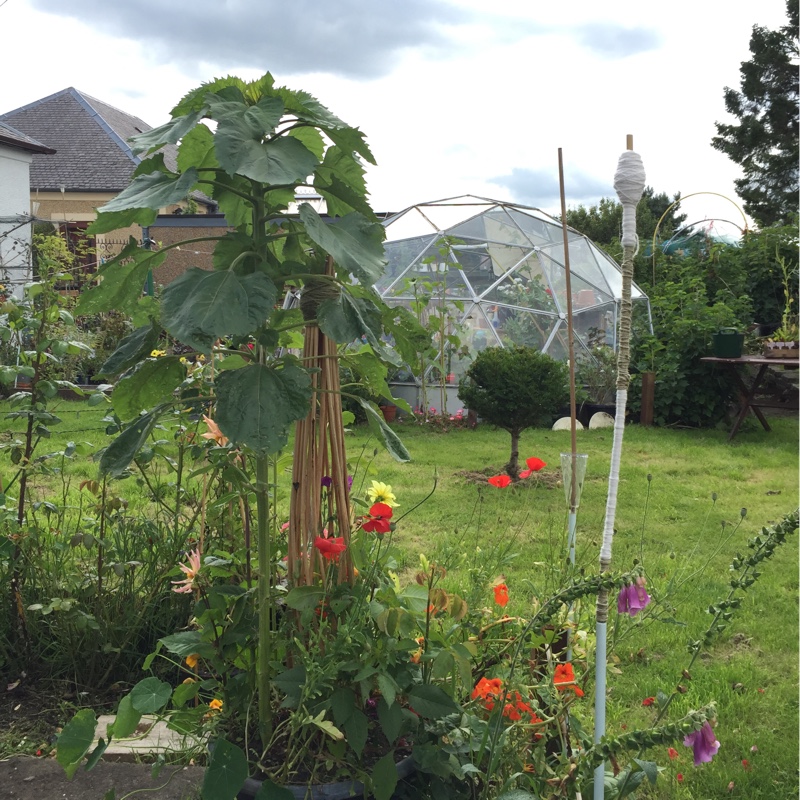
[129,109,206,156]
[298,205,386,284]
[99,168,199,214]
[215,363,312,454]
[74,239,165,316]
[99,411,159,477]
[161,268,277,352]
[359,399,411,462]
[317,291,382,344]
[98,323,161,377]
[112,357,186,419]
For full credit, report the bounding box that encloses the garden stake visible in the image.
[593,136,646,800]
[557,147,587,661]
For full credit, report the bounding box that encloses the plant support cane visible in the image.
[593,137,645,800]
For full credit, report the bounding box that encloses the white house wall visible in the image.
[0,143,34,296]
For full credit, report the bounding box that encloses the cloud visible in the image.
[28,0,467,79]
[571,23,663,58]
[490,167,613,208]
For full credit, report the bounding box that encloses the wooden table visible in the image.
[701,354,799,440]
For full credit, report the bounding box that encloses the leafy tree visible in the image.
[711,1,799,227]
[457,347,568,480]
[565,187,687,252]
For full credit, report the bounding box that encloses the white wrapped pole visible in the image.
[593,139,645,800]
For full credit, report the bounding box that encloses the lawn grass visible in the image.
[1,399,797,798]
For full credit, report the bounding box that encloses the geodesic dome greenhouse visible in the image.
[376,195,650,384]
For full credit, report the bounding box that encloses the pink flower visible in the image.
[172,549,202,594]
[683,721,720,766]
[617,576,651,617]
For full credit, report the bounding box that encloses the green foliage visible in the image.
[711,0,799,227]
[458,347,568,478]
[628,271,742,426]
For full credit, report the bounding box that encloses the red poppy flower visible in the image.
[526,457,546,471]
[362,502,393,534]
[488,474,511,488]
[676,774,684,782]
[313,536,346,562]
[668,747,679,760]
[642,696,655,707]
[553,662,584,697]
[493,583,509,607]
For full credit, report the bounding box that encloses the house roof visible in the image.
[0,87,194,197]
[0,120,56,155]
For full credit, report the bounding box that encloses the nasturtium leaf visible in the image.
[56,708,97,779]
[99,168,200,215]
[371,751,398,800]
[161,268,277,352]
[129,677,172,714]
[171,680,200,709]
[407,685,460,720]
[343,709,368,758]
[129,109,206,156]
[317,292,382,345]
[359,399,411,462]
[108,694,142,739]
[377,699,403,744]
[99,411,159,477]
[215,363,312,454]
[84,738,108,771]
[74,240,166,317]
[112,357,185,419]
[202,739,248,800]
[298,205,386,285]
[98,323,161,377]
[253,779,294,800]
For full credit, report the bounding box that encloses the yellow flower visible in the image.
[182,677,196,685]
[208,699,223,711]
[185,653,199,669]
[367,480,398,508]
[150,349,166,358]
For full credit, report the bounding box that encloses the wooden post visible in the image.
[640,371,655,426]
[626,134,633,151]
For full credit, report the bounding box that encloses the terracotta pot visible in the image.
[379,404,397,423]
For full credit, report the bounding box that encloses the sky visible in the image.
[0,0,791,232]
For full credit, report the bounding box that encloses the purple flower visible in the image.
[321,476,333,488]
[617,576,651,617]
[347,475,353,489]
[684,721,720,766]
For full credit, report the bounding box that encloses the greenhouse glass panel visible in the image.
[379,195,650,368]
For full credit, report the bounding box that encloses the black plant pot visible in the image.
[577,402,616,428]
[236,756,415,800]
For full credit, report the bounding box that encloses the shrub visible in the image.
[458,346,568,479]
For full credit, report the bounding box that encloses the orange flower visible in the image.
[201,415,228,447]
[493,583,509,607]
[185,653,200,669]
[472,676,503,706]
[208,699,223,711]
[488,474,511,488]
[553,662,584,697]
